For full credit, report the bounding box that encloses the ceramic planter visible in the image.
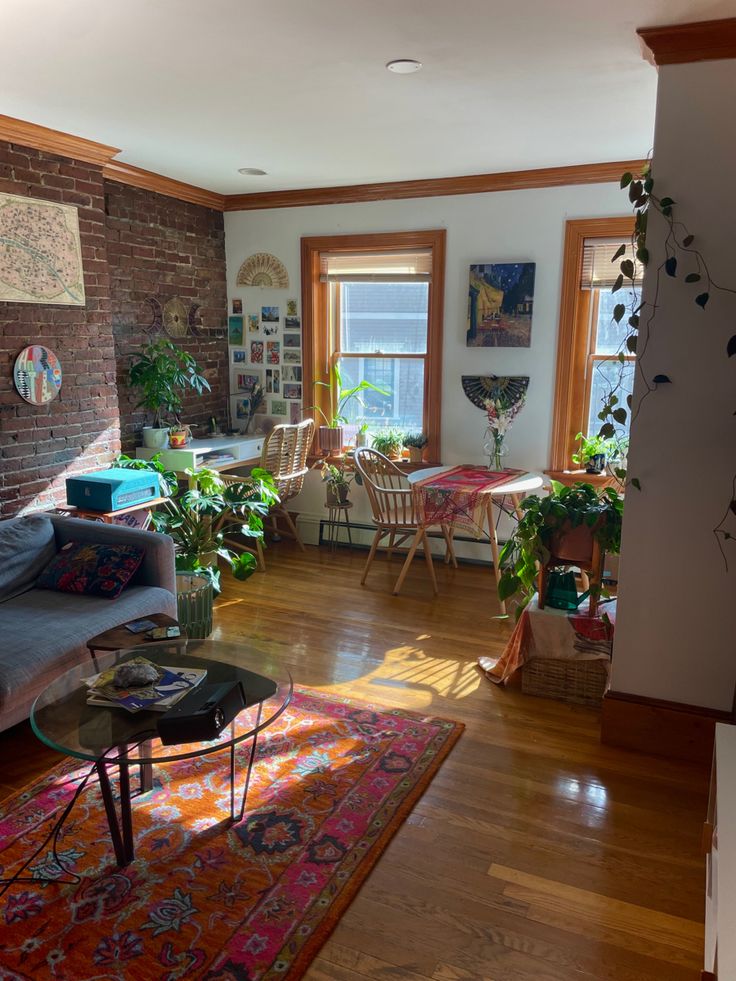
[585,453,606,474]
[549,520,599,564]
[142,426,170,449]
[408,446,424,464]
[318,425,344,455]
[169,428,189,448]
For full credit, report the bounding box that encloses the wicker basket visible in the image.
[521,657,609,707]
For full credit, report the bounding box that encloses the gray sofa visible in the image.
[0,513,177,732]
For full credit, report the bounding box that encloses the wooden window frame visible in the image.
[549,216,635,471]
[301,230,446,464]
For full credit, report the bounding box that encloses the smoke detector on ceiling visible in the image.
[386,59,422,74]
[238,167,267,176]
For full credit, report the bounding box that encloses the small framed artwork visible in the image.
[228,315,244,346]
[231,348,247,364]
[262,322,279,336]
[283,349,301,363]
[247,314,259,333]
[283,383,302,400]
[283,332,301,348]
[265,368,280,394]
[286,299,298,317]
[266,341,280,364]
[284,315,300,330]
[282,365,302,383]
[466,262,536,348]
[250,340,264,364]
[270,398,287,416]
[232,298,243,315]
[230,395,250,421]
[289,402,301,424]
[261,305,279,322]
[236,371,262,392]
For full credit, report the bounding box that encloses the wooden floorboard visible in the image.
[0,542,708,980]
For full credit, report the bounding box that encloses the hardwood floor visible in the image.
[0,542,708,980]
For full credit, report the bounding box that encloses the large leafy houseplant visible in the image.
[498,481,624,614]
[129,338,210,429]
[116,455,279,591]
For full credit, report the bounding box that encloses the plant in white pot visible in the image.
[309,362,389,455]
[129,338,211,448]
[403,431,428,464]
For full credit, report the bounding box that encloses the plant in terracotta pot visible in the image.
[308,362,390,455]
[129,338,210,449]
[403,431,428,464]
[498,481,624,614]
[371,429,405,461]
[321,461,353,506]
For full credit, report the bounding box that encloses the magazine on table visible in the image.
[84,656,207,713]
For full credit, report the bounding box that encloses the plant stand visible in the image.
[323,501,354,553]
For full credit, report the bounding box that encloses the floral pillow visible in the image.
[37,542,145,599]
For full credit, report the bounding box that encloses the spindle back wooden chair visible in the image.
[354,447,455,595]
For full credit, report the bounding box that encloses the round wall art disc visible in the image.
[14,345,63,404]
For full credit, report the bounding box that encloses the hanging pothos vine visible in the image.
[595,162,736,567]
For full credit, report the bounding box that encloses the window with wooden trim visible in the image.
[301,231,446,462]
[550,217,636,472]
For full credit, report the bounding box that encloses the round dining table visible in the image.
[407,466,544,615]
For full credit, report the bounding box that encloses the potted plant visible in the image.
[498,481,624,614]
[116,455,279,592]
[572,432,616,475]
[321,461,353,505]
[403,432,428,464]
[371,429,404,461]
[355,422,370,448]
[308,362,389,455]
[129,338,211,449]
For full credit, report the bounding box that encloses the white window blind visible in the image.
[580,238,640,290]
[320,249,432,283]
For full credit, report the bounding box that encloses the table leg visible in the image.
[510,493,524,521]
[230,702,263,824]
[96,752,135,867]
[139,740,153,794]
[486,499,506,616]
[344,508,353,550]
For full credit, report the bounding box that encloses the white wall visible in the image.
[612,60,736,711]
[225,183,625,548]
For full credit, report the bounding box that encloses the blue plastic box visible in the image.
[65,468,160,512]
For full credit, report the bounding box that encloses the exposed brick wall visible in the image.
[0,143,120,516]
[105,183,228,451]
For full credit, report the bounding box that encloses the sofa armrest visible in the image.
[48,516,176,594]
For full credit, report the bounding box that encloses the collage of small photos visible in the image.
[228,297,302,429]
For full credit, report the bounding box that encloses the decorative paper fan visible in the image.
[462,375,529,410]
[143,297,163,334]
[188,302,202,335]
[163,297,189,337]
[236,253,289,289]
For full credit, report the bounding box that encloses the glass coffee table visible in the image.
[31,640,292,867]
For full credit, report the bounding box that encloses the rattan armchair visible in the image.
[354,447,455,596]
[222,419,314,570]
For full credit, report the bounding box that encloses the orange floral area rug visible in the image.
[0,688,463,980]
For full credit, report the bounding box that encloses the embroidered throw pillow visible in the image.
[37,541,145,599]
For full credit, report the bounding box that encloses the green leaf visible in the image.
[611,243,626,261]
[620,259,635,280]
[628,314,639,328]
[636,247,649,265]
[618,352,626,363]
[613,303,625,323]
[612,274,624,293]
[665,256,677,277]
[612,408,628,425]
[626,334,637,354]
[599,423,615,439]
[660,196,675,208]
[684,273,701,283]
[682,234,694,247]
[620,172,633,189]
[727,334,736,357]
[695,292,710,308]
[631,478,641,491]
[498,573,521,602]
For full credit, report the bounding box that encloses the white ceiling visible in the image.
[4,0,736,194]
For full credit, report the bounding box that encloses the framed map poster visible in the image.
[0,192,85,305]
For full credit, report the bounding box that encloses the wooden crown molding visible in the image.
[102,160,226,211]
[0,113,120,167]
[223,160,647,212]
[638,17,736,67]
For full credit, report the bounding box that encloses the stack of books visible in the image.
[85,656,207,713]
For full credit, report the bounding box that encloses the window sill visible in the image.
[309,453,441,473]
[545,469,623,490]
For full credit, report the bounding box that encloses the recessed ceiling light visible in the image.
[238,167,267,176]
[386,59,422,74]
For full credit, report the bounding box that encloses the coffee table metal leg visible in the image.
[96,758,134,867]
[229,702,263,824]
[139,740,153,794]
